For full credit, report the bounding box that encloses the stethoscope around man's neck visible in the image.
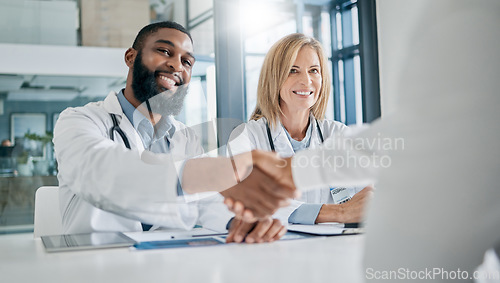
[265,118,324,151]
[110,113,131,149]
[109,100,166,151]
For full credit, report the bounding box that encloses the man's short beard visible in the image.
[145,84,189,117]
[131,50,189,116]
[132,50,158,103]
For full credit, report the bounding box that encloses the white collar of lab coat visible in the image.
[266,113,322,157]
[103,90,123,115]
[103,91,191,155]
[102,91,146,152]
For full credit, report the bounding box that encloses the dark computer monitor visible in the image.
[0,146,14,157]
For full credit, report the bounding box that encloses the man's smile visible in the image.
[156,72,182,92]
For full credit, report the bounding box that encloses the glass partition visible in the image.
[0,0,379,234]
[0,0,216,233]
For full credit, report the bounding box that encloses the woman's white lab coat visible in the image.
[54,91,231,234]
[227,114,360,224]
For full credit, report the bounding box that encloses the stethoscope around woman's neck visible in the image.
[265,119,324,151]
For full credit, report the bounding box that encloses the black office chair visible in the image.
[0,146,15,177]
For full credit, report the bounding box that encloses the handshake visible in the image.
[220,150,299,222]
[182,150,298,222]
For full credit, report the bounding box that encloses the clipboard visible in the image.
[133,236,226,250]
[287,223,364,236]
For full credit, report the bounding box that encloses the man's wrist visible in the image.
[233,152,253,181]
[315,204,345,223]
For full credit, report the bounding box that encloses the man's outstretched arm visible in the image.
[181,150,297,220]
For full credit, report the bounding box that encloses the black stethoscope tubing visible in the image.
[109,113,131,149]
[266,118,324,152]
[109,113,171,151]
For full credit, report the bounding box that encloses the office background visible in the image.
[0,0,381,234]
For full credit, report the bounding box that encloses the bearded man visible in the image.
[53,21,293,243]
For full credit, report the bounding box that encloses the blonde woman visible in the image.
[228,33,372,225]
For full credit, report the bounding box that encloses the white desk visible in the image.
[0,232,365,283]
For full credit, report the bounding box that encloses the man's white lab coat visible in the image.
[54,91,232,234]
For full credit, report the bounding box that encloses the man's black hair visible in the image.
[132,21,192,51]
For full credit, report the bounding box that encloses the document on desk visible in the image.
[125,228,228,251]
[133,237,226,250]
[124,227,226,243]
[287,222,363,236]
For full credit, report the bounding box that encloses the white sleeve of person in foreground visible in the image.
[291,125,378,192]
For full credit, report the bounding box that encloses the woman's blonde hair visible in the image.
[250,33,331,128]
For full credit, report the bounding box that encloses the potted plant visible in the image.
[16,151,32,176]
[24,131,53,150]
[23,131,53,175]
